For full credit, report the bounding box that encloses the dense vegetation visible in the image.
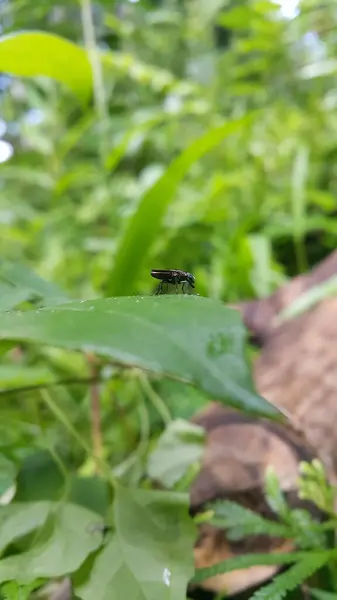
[0,0,337,598]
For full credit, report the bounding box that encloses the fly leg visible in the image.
[154,281,163,295]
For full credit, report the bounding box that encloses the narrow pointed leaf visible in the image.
[107,114,254,296]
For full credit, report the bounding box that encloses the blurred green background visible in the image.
[1,0,336,304]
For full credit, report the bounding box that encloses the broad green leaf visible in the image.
[68,476,111,518]
[0,260,69,307]
[107,114,254,296]
[76,486,196,600]
[0,365,55,390]
[0,32,92,101]
[0,296,280,418]
[0,503,103,583]
[14,451,65,502]
[147,419,205,487]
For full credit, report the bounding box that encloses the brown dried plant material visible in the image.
[191,250,337,595]
[190,403,317,594]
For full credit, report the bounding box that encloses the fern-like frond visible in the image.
[209,500,290,540]
[192,551,319,584]
[251,553,331,600]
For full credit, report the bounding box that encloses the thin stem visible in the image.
[0,375,100,396]
[80,0,108,159]
[113,395,150,480]
[40,389,117,488]
[87,354,103,473]
[138,372,171,426]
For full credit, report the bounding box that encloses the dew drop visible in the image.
[162,567,171,587]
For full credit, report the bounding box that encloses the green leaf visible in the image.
[0,31,92,101]
[0,503,104,583]
[0,456,16,497]
[264,466,290,519]
[251,554,330,600]
[0,260,69,307]
[0,283,33,312]
[277,276,337,324]
[14,451,65,502]
[0,365,55,390]
[0,296,280,419]
[107,114,254,296]
[310,589,337,600]
[147,419,205,488]
[75,486,196,600]
[68,476,111,518]
[0,580,43,600]
[291,144,309,272]
[0,502,50,554]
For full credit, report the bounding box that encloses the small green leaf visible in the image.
[0,31,92,101]
[0,365,55,390]
[147,419,205,488]
[0,296,281,418]
[0,503,103,583]
[75,486,196,600]
[264,466,290,518]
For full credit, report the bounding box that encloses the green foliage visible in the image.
[251,554,331,600]
[0,0,336,597]
[194,461,337,596]
[0,32,92,101]
[75,487,196,599]
[207,499,291,539]
[0,503,103,583]
[147,419,205,488]
[299,460,337,515]
[107,113,254,296]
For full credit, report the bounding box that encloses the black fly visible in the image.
[151,269,195,295]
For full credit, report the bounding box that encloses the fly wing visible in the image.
[150,269,175,282]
